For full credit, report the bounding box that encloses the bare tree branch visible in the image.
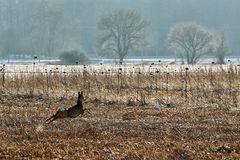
[167,22,215,64]
[96,9,148,62]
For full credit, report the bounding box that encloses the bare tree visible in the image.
[214,32,230,64]
[0,0,19,58]
[96,9,148,63]
[167,22,215,64]
[28,0,63,57]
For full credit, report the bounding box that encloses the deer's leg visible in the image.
[46,116,58,124]
[45,112,59,123]
[45,115,54,123]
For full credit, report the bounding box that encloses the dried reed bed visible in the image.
[0,64,240,159]
[1,63,239,108]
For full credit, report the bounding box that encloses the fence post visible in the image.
[2,64,5,88]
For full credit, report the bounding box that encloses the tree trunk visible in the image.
[119,54,124,64]
[119,50,128,64]
[186,53,190,64]
[217,55,225,64]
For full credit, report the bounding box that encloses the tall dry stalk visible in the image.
[0,64,239,108]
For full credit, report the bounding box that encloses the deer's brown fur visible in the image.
[46,91,87,124]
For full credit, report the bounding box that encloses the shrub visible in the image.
[59,50,88,65]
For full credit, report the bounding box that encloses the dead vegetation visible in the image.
[0,64,240,159]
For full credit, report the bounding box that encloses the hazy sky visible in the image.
[1,0,240,57]
[69,0,240,55]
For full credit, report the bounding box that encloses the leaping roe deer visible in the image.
[45,91,88,124]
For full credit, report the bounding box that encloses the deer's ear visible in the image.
[80,91,83,95]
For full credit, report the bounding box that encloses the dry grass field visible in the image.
[0,63,240,159]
